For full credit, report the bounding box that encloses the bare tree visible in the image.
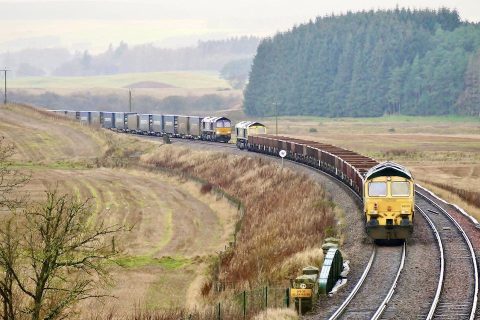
[0,220,20,320]
[0,137,29,210]
[1,190,124,320]
[0,137,29,320]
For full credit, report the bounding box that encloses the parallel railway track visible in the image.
[415,187,478,320]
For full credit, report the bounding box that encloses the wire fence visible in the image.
[196,286,292,320]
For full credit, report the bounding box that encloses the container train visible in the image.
[48,109,414,240]
[50,110,232,142]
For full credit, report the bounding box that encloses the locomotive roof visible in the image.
[202,116,230,123]
[235,121,265,129]
[365,161,412,180]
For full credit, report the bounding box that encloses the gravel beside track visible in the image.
[415,190,477,320]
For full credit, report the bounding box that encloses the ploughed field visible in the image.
[260,115,480,220]
[0,105,238,314]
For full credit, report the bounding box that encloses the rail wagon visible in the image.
[90,111,102,126]
[151,114,163,135]
[163,115,178,136]
[139,114,153,134]
[178,116,189,137]
[79,111,91,124]
[201,117,231,142]
[114,112,135,131]
[65,110,79,120]
[188,116,203,138]
[127,114,140,133]
[102,112,115,129]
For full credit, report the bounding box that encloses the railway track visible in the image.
[328,244,406,320]
[415,186,478,320]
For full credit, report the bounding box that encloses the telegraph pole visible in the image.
[273,101,278,136]
[129,88,132,112]
[1,68,9,105]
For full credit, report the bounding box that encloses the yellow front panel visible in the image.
[216,127,231,135]
[364,176,414,226]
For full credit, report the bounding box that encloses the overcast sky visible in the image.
[1,0,478,52]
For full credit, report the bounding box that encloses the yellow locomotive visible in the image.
[363,162,414,240]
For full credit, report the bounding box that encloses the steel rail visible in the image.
[416,186,478,320]
[327,246,376,320]
[370,242,407,320]
[415,204,445,320]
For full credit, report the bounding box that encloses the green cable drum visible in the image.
[318,248,343,295]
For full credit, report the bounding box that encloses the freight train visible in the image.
[246,135,414,240]
[48,109,414,240]
[50,110,232,143]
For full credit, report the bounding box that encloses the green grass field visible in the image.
[10,71,231,90]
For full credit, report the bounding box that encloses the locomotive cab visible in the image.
[363,162,414,240]
[201,117,232,142]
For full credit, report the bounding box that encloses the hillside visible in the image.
[244,8,480,117]
[0,104,239,315]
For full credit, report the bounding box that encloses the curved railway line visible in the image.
[167,137,479,320]
[44,108,480,320]
[415,187,478,320]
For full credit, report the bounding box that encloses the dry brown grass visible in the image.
[253,308,298,320]
[423,180,480,209]
[141,146,336,287]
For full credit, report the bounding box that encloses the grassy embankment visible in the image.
[2,104,336,319]
[258,115,480,220]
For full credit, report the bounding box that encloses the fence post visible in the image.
[243,290,247,320]
[265,286,268,309]
[285,288,290,308]
[217,302,221,320]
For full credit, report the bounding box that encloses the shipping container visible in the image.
[178,116,189,136]
[114,112,135,131]
[102,112,115,129]
[90,111,102,126]
[188,116,203,137]
[151,114,163,134]
[127,114,140,132]
[139,114,153,133]
[65,110,78,120]
[163,115,177,135]
[79,111,90,124]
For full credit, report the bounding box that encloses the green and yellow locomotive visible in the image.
[363,162,414,240]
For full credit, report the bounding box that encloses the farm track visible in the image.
[414,188,478,320]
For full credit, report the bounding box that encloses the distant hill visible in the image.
[1,37,261,78]
[52,37,261,76]
[244,8,480,117]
